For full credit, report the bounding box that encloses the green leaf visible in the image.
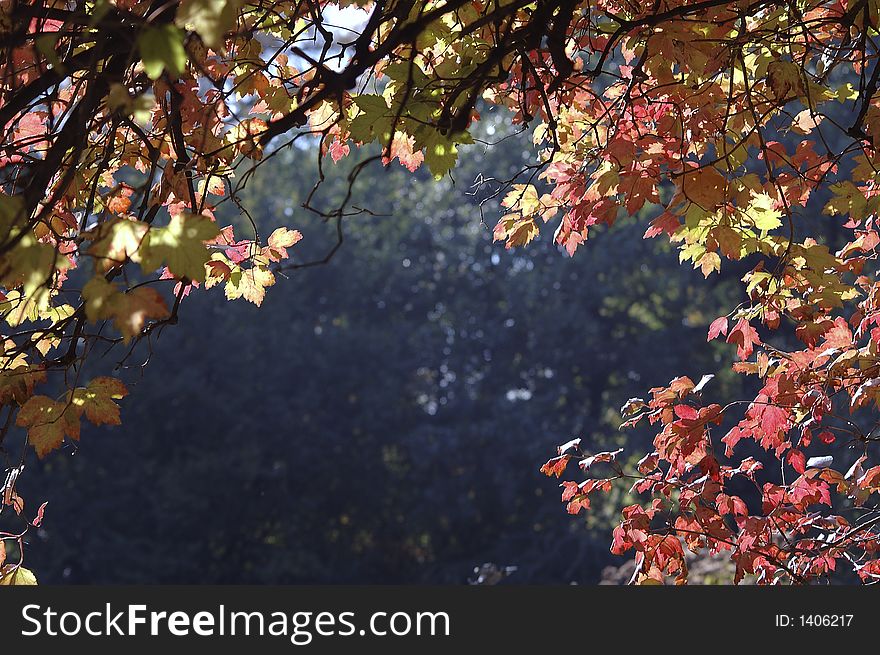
[140,213,220,283]
[138,25,188,80]
[422,130,460,179]
[177,0,243,50]
[824,181,867,220]
[348,94,392,143]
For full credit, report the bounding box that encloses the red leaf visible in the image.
[643,211,680,239]
[707,316,729,341]
[858,465,880,491]
[31,501,47,528]
[818,431,836,445]
[786,449,806,474]
[726,318,760,359]
[673,404,698,420]
[540,455,570,478]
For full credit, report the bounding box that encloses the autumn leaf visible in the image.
[540,455,570,478]
[493,214,539,249]
[0,565,37,585]
[767,60,804,101]
[140,213,220,283]
[422,130,462,180]
[707,316,729,341]
[824,181,868,220]
[0,364,46,405]
[82,277,169,341]
[223,265,275,306]
[264,227,303,262]
[1,233,69,298]
[746,193,783,232]
[71,377,128,426]
[681,166,726,209]
[790,109,823,135]
[726,318,760,359]
[16,395,80,458]
[86,218,150,271]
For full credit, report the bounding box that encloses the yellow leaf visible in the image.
[493,213,540,249]
[747,193,782,231]
[86,218,150,271]
[224,265,275,306]
[1,233,68,298]
[0,565,37,585]
[698,251,722,277]
[264,227,303,262]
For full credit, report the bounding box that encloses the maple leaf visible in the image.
[786,449,806,474]
[16,395,80,458]
[140,213,220,283]
[328,138,350,163]
[767,60,805,101]
[86,218,150,270]
[264,227,303,262]
[0,364,47,405]
[643,211,680,239]
[11,0,880,586]
[540,455,570,478]
[384,132,424,171]
[823,182,868,220]
[422,131,462,179]
[1,233,69,299]
[746,193,783,232]
[347,94,391,143]
[707,316,729,341]
[138,25,187,80]
[493,214,540,249]
[82,277,169,341]
[713,225,742,259]
[726,318,760,359]
[681,166,726,209]
[697,251,721,277]
[224,265,275,306]
[71,377,128,426]
[578,448,623,472]
[858,466,880,493]
[790,109,823,135]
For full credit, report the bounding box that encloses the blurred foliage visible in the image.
[20,115,748,583]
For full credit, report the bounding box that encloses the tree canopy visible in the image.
[3,0,880,584]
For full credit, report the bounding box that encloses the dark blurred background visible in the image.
[19,112,753,584]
